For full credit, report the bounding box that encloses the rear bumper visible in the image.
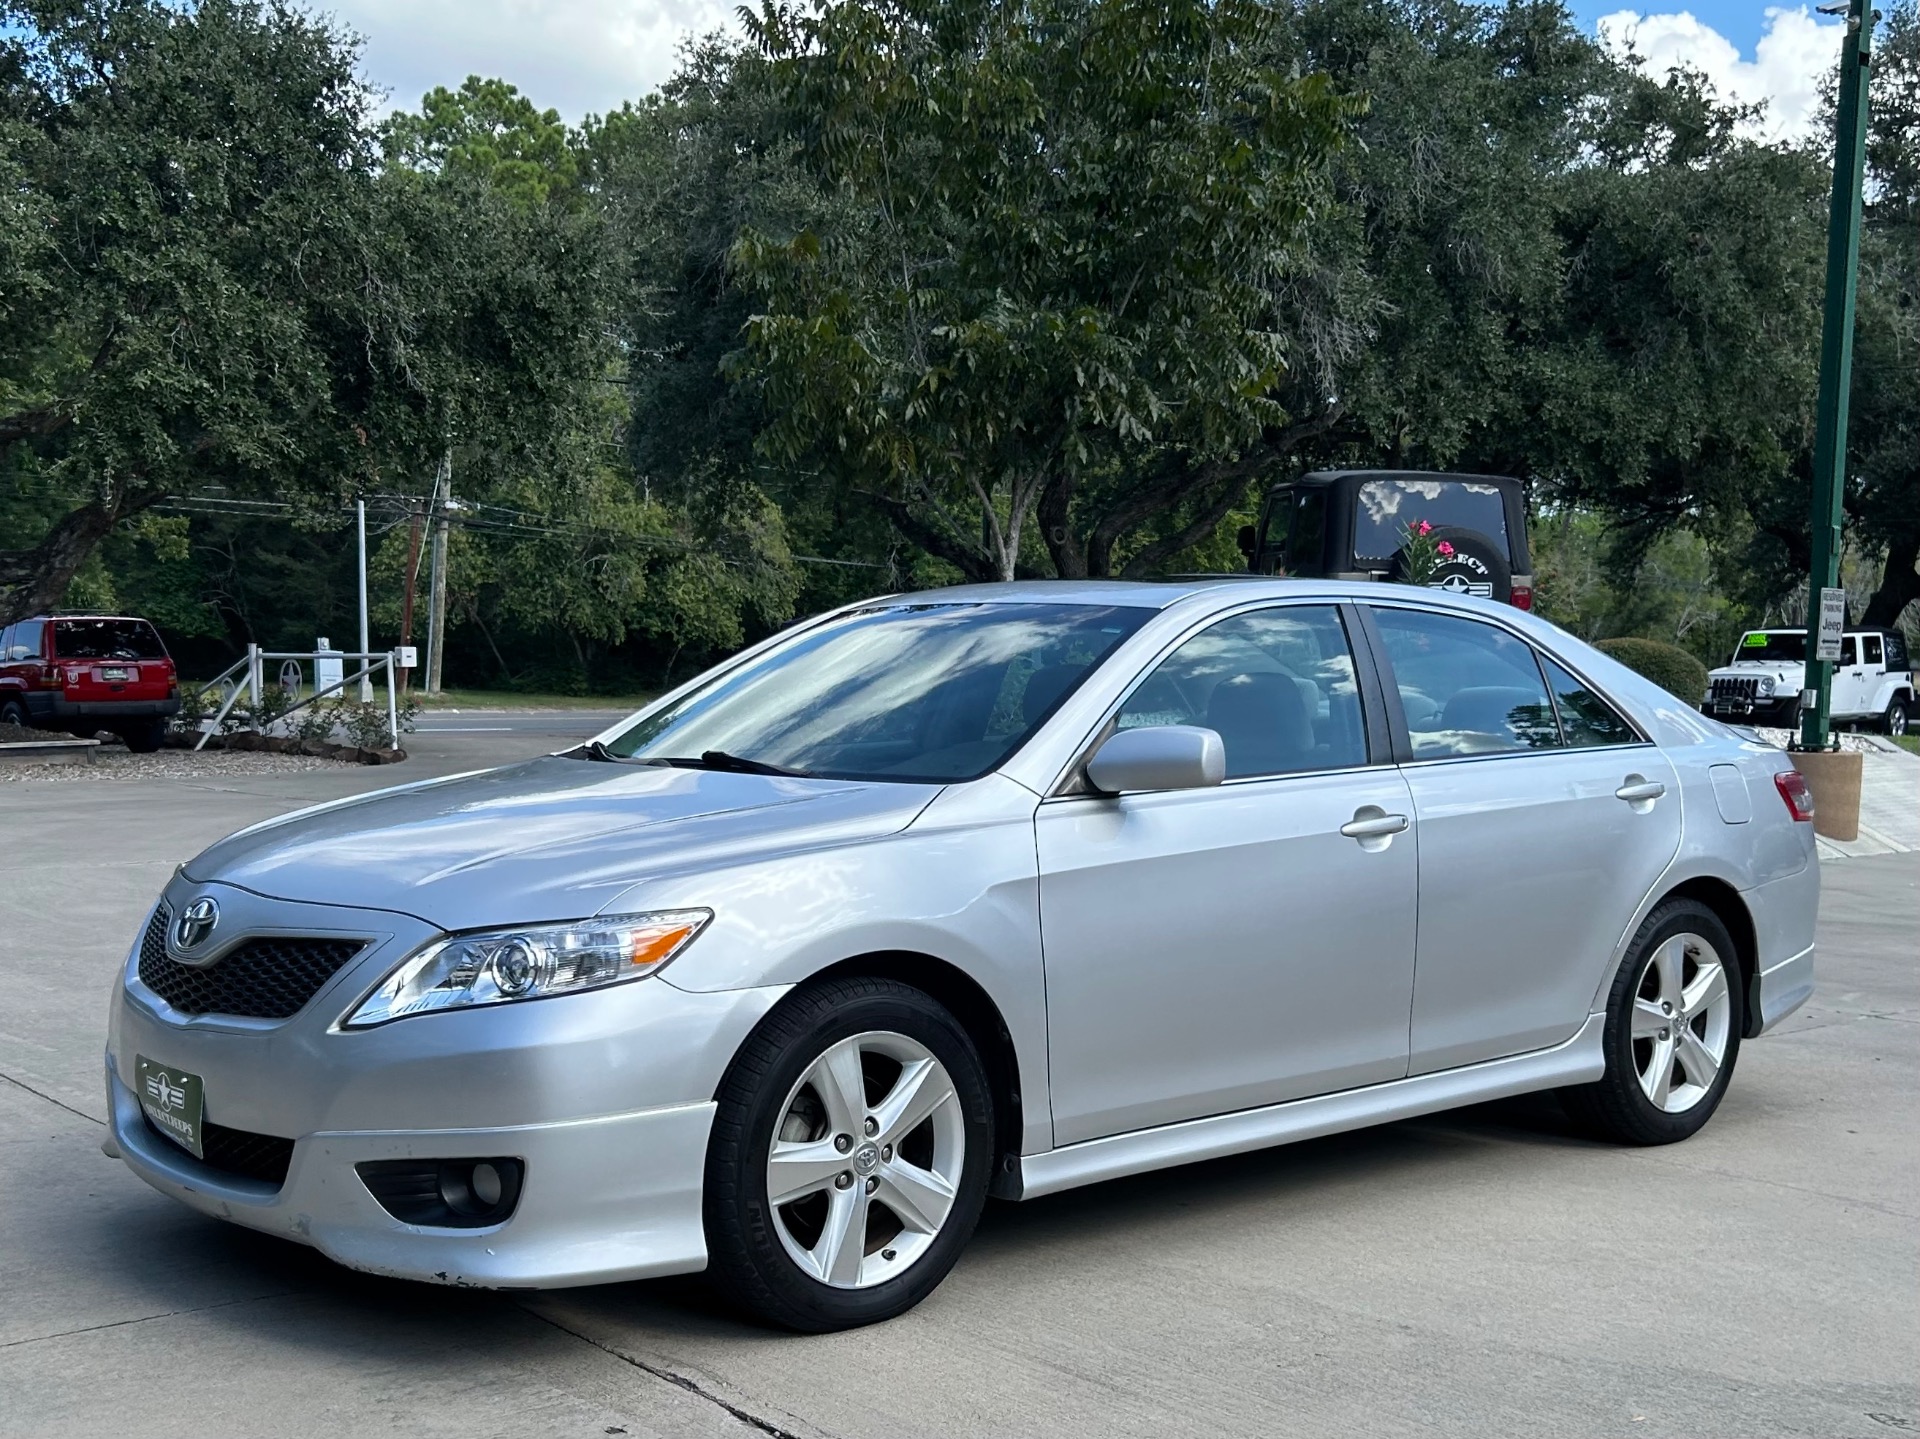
[1752,945,1815,1035]
[106,1053,716,1288]
[49,696,179,721]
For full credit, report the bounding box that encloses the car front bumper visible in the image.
[106,885,787,1288]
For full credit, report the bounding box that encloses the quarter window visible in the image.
[1115,606,1368,778]
[1539,657,1637,748]
[1370,608,1560,757]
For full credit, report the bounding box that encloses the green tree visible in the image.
[381,75,581,210]
[723,0,1357,582]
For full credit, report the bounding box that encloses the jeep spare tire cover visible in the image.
[1390,525,1511,603]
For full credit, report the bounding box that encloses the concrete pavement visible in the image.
[1,723,1913,1438]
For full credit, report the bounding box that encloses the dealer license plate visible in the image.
[100,666,129,682]
[135,1055,204,1159]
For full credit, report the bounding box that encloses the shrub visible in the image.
[1596,637,1709,702]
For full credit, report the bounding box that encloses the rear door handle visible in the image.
[1615,777,1666,803]
[1340,812,1410,839]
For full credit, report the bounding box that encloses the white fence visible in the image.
[192,643,403,751]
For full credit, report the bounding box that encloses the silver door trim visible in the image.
[1015,1012,1605,1200]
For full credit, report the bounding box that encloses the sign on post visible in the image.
[1814,588,1847,662]
[315,637,344,697]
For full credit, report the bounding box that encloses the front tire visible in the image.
[1559,899,1742,1146]
[703,976,994,1331]
[0,698,30,730]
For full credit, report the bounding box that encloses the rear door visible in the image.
[51,619,173,705]
[1363,603,1681,1074]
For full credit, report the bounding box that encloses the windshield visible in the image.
[1733,632,1805,664]
[53,619,167,660]
[1352,479,1509,561]
[603,602,1151,782]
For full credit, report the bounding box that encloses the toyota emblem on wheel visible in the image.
[173,896,219,952]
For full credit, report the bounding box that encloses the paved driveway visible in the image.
[1,722,1913,1438]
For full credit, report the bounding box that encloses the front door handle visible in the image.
[1615,776,1667,803]
[1340,811,1411,839]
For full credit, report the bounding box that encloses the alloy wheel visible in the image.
[765,1030,965,1290]
[1631,933,1733,1114]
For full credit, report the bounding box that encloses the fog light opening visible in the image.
[357,1156,524,1228]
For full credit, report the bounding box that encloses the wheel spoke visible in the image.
[874,1157,956,1236]
[1682,961,1728,1016]
[810,1038,869,1135]
[1677,1026,1721,1089]
[1650,937,1686,1007]
[767,1137,848,1207]
[871,1057,956,1146]
[1631,998,1669,1039]
[812,1184,870,1287]
[1643,1035,1675,1108]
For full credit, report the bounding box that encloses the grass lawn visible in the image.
[410,687,656,712]
[1896,734,1919,756]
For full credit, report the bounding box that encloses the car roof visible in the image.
[861,575,1524,617]
[1283,469,1524,491]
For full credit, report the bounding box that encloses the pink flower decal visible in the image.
[1416,520,1433,535]
[1436,541,1455,557]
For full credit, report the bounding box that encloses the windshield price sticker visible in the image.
[1815,588,1846,662]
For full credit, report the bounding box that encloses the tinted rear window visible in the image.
[1353,480,1509,562]
[53,619,167,660]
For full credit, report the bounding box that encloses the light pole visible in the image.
[1795,0,1875,755]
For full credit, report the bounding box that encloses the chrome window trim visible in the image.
[1042,595,1384,798]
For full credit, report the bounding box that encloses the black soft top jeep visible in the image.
[1241,470,1534,610]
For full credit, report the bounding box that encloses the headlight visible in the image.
[344,909,711,1027]
[1756,676,1777,697]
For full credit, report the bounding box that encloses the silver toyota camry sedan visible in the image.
[106,580,1818,1330]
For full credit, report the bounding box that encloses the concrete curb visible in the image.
[0,738,101,767]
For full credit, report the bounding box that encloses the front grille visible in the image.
[145,1113,294,1187]
[137,903,364,1020]
[1710,676,1760,701]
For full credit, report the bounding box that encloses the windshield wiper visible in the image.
[651,750,810,777]
[572,740,628,762]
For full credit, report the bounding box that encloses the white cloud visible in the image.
[1598,6,1846,143]
[322,0,742,120]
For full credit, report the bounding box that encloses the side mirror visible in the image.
[1085,725,1226,795]
[1236,523,1257,558]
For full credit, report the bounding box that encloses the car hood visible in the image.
[1710,661,1802,683]
[183,756,943,929]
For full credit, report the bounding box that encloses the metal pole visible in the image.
[246,642,261,715]
[386,656,398,748]
[357,498,372,703]
[398,502,424,694]
[426,449,451,698]
[1796,0,1875,753]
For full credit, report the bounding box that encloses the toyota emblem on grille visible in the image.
[173,897,220,955]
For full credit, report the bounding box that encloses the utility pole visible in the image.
[426,448,452,697]
[356,498,372,702]
[1796,0,1875,755]
[398,500,424,695]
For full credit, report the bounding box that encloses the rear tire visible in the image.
[1882,696,1910,737]
[703,976,994,1332]
[121,719,165,754]
[1559,899,1742,1146]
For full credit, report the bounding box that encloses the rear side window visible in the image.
[52,619,167,661]
[1352,479,1509,562]
[1539,657,1637,748]
[1861,635,1883,666]
[1370,608,1559,756]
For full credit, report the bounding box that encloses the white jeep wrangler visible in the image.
[1703,627,1914,736]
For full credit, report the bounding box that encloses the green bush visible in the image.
[1596,637,1709,703]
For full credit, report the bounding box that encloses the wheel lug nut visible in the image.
[834,1134,852,1153]
[863,1117,879,1137]
[881,1145,892,1162]
[865,1176,878,1194]
[1659,1028,1670,1041]
[835,1172,853,1189]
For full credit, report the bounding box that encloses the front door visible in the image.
[1364,604,1683,1073]
[1037,603,1419,1146]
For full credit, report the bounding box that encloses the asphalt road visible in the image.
[1,722,1913,1438]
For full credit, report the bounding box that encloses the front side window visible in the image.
[1370,607,1559,757]
[1352,479,1509,563]
[1840,636,1857,666]
[1114,605,1367,778]
[52,619,166,661]
[5,622,45,661]
[1540,657,1637,748]
[603,602,1149,783]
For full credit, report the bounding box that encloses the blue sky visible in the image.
[1568,0,1769,52]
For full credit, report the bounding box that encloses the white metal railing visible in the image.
[190,644,400,751]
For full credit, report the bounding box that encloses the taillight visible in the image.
[1774,769,1815,822]
[1509,584,1534,611]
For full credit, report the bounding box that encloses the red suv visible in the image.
[0,614,181,752]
